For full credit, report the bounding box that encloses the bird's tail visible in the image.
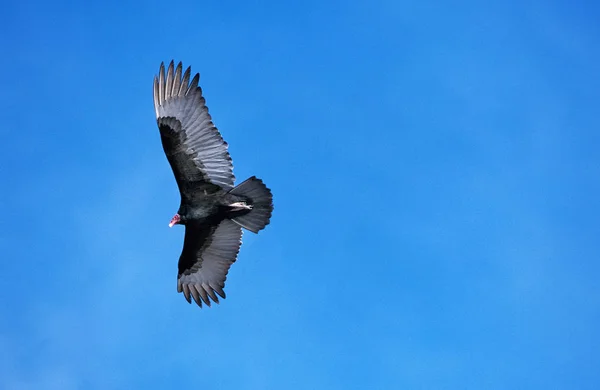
[229,176,273,233]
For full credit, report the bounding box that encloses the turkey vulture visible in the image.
[153,61,273,308]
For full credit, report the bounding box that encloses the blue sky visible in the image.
[2,0,600,388]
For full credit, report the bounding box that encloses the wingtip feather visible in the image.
[180,66,191,96]
[182,284,192,303]
[158,62,165,104]
[153,76,159,117]
[165,60,175,100]
[186,73,200,95]
[172,62,183,97]
[190,287,202,307]
[197,286,211,306]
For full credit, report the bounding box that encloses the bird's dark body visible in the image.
[153,61,273,308]
[161,120,252,219]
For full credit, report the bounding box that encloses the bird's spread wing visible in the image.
[153,61,235,199]
[177,219,243,307]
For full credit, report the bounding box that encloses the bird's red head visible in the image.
[169,214,181,228]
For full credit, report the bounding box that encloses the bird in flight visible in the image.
[153,60,273,308]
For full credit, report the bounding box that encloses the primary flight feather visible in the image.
[153,60,273,308]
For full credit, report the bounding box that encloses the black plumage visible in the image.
[153,61,273,307]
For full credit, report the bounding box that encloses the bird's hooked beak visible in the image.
[169,214,180,228]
